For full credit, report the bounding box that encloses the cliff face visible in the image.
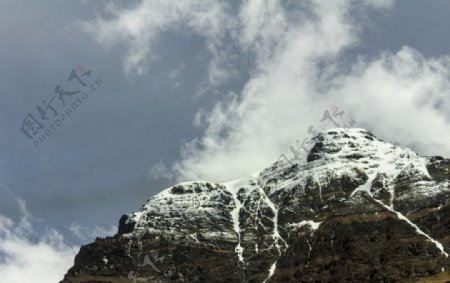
[62,129,450,283]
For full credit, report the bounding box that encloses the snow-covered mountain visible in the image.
[62,128,450,282]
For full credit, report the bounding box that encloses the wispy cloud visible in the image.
[172,0,397,181]
[83,0,450,183]
[80,0,234,87]
[333,46,450,156]
[149,160,174,181]
[0,199,77,283]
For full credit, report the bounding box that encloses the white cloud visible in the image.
[16,198,31,221]
[149,161,174,181]
[84,0,450,183]
[173,0,396,182]
[81,0,234,85]
[0,199,78,283]
[335,46,450,156]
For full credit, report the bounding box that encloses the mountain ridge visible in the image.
[62,128,450,282]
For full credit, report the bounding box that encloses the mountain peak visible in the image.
[62,129,450,283]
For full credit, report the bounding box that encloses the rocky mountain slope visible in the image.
[62,128,450,282]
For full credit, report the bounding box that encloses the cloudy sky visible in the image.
[2,0,450,281]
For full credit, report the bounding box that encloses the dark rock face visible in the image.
[62,129,450,283]
[306,135,342,162]
[272,197,449,282]
[118,215,135,235]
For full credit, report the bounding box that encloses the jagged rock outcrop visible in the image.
[62,128,450,282]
